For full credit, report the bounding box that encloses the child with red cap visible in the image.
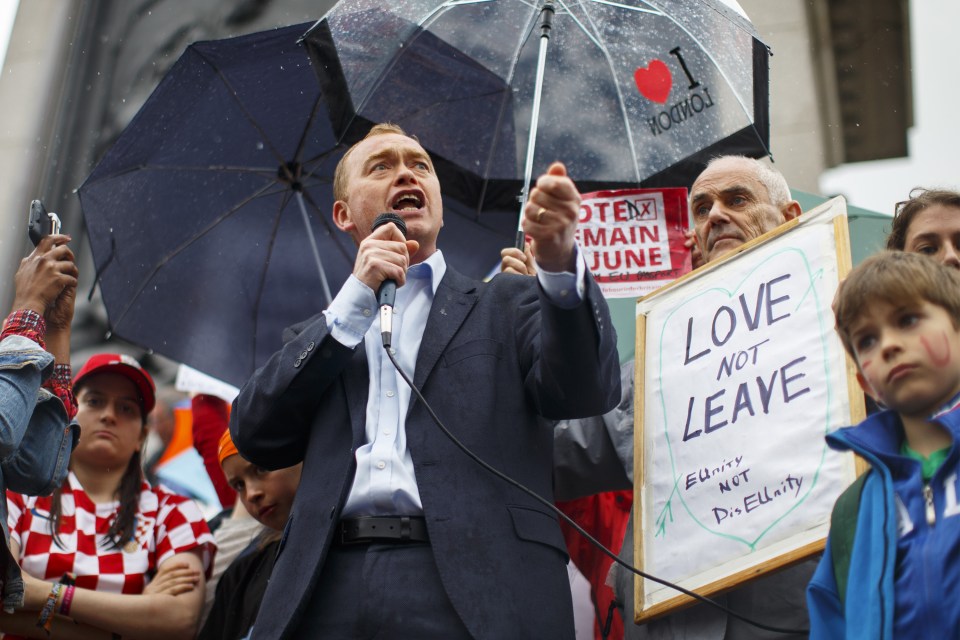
[2,353,216,638]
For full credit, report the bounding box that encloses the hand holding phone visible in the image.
[16,200,76,333]
[28,200,62,246]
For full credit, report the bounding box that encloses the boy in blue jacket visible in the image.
[807,250,960,638]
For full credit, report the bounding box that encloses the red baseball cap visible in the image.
[73,353,156,415]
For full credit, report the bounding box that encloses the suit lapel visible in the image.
[411,268,479,395]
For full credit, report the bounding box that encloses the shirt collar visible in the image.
[408,249,446,296]
[932,389,960,419]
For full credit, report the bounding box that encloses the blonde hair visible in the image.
[332,123,417,202]
[833,251,960,357]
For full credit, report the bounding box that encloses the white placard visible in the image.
[634,197,861,618]
[175,364,240,403]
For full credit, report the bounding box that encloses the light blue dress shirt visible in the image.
[323,248,586,517]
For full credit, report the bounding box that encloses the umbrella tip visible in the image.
[279,161,304,191]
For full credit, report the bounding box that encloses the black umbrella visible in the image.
[77,23,517,388]
[303,0,771,245]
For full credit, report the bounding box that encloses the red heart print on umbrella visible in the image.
[634,59,672,104]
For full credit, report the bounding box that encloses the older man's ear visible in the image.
[782,200,802,222]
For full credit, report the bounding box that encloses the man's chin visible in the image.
[708,237,745,260]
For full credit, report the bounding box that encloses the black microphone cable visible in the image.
[384,347,810,636]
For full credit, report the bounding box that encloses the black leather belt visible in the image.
[336,516,429,545]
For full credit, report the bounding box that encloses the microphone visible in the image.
[371,213,408,348]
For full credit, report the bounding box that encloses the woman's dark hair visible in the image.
[50,453,144,550]
[51,382,147,550]
[887,187,960,250]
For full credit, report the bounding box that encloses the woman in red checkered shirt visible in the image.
[1,354,216,639]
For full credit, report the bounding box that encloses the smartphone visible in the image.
[28,200,62,246]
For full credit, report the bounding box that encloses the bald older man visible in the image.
[550,156,810,640]
[690,156,801,263]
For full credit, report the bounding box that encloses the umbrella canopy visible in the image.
[302,0,771,219]
[78,23,518,388]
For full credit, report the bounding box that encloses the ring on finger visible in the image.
[536,207,547,223]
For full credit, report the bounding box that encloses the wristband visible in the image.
[58,584,75,617]
[36,582,63,634]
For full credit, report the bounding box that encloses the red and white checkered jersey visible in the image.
[7,472,216,594]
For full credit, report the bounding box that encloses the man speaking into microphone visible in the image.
[230,123,621,640]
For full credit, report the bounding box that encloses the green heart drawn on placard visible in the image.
[653,248,834,551]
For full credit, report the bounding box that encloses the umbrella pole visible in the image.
[515,1,555,250]
[295,190,334,306]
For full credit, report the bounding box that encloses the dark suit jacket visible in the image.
[231,266,621,640]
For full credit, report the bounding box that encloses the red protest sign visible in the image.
[576,187,691,298]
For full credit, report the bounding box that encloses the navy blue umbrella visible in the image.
[303,0,771,245]
[77,23,517,388]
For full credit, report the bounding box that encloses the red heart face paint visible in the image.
[852,300,960,417]
[921,332,953,368]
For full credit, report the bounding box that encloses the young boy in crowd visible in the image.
[197,429,302,640]
[807,251,960,638]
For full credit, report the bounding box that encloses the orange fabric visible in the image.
[217,428,239,466]
[156,405,193,466]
